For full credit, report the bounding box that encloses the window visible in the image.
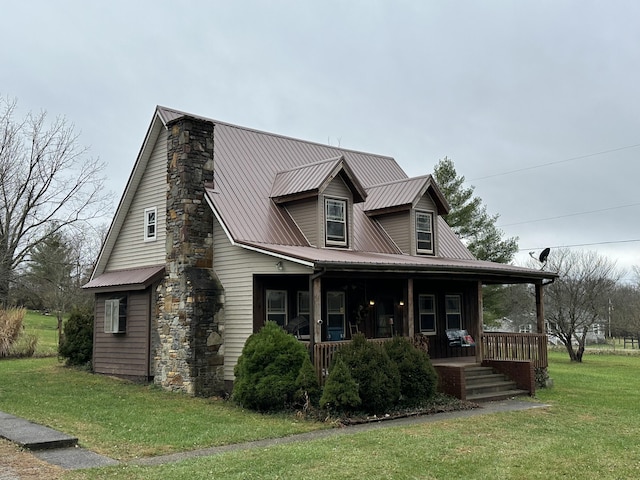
[104,297,127,333]
[297,291,310,339]
[326,291,345,340]
[415,211,434,254]
[325,198,347,246]
[266,290,287,327]
[445,294,462,330]
[144,207,157,242]
[418,294,436,334]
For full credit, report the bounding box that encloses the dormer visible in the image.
[270,156,367,248]
[363,175,450,256]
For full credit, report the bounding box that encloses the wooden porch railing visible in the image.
[481,333,548,369]
[312,338,393,385]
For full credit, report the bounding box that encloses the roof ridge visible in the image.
[367,174,433,189]
[155,105,396,161]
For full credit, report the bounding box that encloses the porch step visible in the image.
[464,366,528,402]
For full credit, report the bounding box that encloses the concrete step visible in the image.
[463,366,494,377]
[0,412,77,450]
[467,389,530,403]
[465,373,509,386]
[466,380,518,397]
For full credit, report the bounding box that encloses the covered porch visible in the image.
[253,267,552,397]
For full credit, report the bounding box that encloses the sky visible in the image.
[2,1,640,280]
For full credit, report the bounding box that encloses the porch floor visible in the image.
[430,357,479,368]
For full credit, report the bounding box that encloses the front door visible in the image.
[376,297,394,338]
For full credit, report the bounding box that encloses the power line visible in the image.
[499,202,640,228]
[471,142,640,181]
[519,238,640,252]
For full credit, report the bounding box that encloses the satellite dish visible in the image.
[539,247,550,264]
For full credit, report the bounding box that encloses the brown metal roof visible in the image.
[364,175,450,215]
[83,265,165,291]
[237,241,556,282]
[270,156,367,204]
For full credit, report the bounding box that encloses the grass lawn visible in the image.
[22,310,61,356]
[2,350,640,478]
[53,351,640,480]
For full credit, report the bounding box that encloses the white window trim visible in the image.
[266,289,288,327]
[144,207,157,242]
[418,294,437,335]
[445,294,463,330]
[324,197,348,247]
[326,290,346,340]
[415,210,434,255]
[104,298,126,334]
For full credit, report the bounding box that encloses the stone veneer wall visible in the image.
[153,115,225,396]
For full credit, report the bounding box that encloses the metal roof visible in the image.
[83,265,165,291]
[364,175,450,215]
[270,156,367,204]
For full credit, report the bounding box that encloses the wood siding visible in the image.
[93,289,151,379]
[285,198,318,246]
[213,216,312,381]
[376,212,410,253]
[106,129,168,271]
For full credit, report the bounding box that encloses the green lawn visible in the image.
[22,310,61,356]
[2,351,640,478]
[57,352,640,480]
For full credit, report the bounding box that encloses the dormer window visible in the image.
[325,197,347,246]
[144,207,157,242]
[416,211,434,254]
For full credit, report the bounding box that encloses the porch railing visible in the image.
[312,338,393,385]
[481,333,548,369]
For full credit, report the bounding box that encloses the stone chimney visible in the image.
[154,115,224,396]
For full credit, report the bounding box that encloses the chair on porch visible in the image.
[349,322,359,336]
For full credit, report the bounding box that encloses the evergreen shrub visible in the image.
[233,321,315,411]
[319,356,361,412]
[335,333,400,414]
[58,308,93,365]
[384,336,437,405]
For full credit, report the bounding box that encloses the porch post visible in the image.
[535,282,545,333]
[407,279,414,337]
[312,276,322,344]
[476,280,483,363]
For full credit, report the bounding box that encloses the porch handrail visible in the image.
[481,332,548,369]
[312,338,392,384]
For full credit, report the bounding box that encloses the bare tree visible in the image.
[545,249,619,362]
[0,96,111,305]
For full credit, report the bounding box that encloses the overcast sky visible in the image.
[2,1,639,279]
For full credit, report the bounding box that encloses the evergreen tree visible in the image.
[433,157,518,264]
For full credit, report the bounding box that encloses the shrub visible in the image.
[384,336,437,405]
[294,354,321,408]
[319,356,361,412]
[335,333,400,414]
[8,333,38,358]
[233,321,311,411]
[58,308,94,366]
[0,307,26,357]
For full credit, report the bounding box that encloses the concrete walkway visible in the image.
[0,399,549,471]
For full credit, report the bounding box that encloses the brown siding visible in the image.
[413,280,478,359]
[93,289,151,379]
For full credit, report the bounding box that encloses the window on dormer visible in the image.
[416,211,434,254]
[325,198,347,246]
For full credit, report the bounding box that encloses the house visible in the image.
[84,106,557,399]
